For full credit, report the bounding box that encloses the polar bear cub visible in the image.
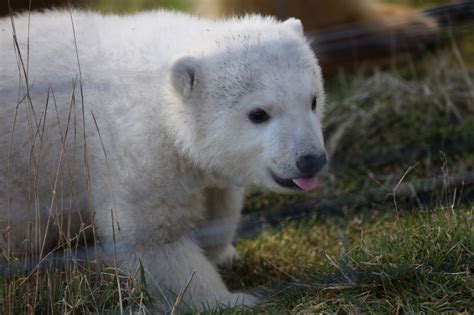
[0,10,327,311]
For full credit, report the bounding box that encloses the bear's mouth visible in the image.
[271,171,320,192]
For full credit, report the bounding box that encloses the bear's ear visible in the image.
[171,56,202,97]
[283,18,304,36]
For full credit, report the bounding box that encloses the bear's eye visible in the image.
[248,108,270,124]
[311,96,317,111]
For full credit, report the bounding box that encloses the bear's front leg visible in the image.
[200,188,246,267]
[108,236,256,312]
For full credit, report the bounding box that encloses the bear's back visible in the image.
[0,11,215,87]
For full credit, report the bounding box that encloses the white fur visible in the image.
[0,10,325,311]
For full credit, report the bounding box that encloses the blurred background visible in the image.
[1,1,473,313]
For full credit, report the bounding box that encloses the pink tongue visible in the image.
[292,177,320,192]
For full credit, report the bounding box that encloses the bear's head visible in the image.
[169,17,327,193]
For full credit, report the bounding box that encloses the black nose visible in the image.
[296,154,327,176]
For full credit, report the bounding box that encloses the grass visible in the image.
[2,207,471,313]
[222,207,473,314]
[0,263,150,314]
